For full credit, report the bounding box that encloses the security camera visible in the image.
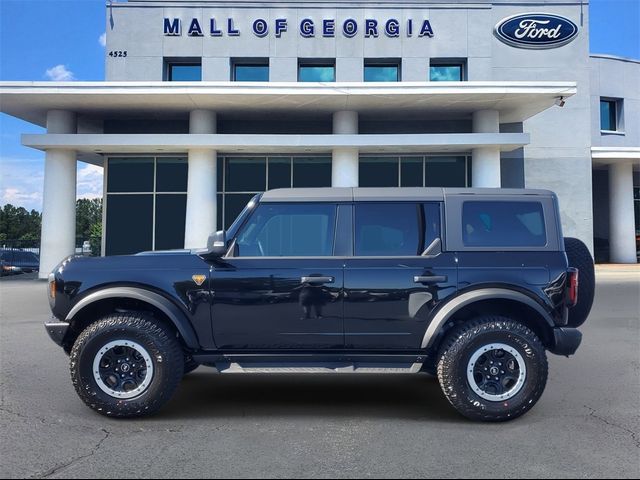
[555,97,566,107]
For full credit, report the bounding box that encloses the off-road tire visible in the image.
[437,316,548,422]
[70,312,183,418]
[564,237,595,328]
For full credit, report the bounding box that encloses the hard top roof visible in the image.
[260,187,555,202]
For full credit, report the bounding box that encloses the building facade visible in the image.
[0,0,638,277]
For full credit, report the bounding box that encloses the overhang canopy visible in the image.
[0,81,577,125]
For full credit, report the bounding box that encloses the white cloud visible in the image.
[98,32,106,47]
[77,163,104,200]
[44,64,75,81]
[1,188,42,207]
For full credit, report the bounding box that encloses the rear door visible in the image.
[343,202,457,350]
[211,202,345,350]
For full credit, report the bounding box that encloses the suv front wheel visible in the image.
[437,316,548,422]
[70,312,184,418]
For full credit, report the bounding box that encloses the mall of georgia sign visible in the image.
[494,13,579,49]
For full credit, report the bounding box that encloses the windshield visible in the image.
[226,194,261,240]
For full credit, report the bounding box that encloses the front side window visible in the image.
[236,203,336,257]
[462,201,547,247]
[354,203,423,256]
[298,60,335,82]
[600,98,619,132]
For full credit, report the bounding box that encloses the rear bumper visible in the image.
[45,321,69,347]
[549,327,582,356]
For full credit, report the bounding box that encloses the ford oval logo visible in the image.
[494,13,579,49]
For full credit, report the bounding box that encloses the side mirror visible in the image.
[206,230,228,257]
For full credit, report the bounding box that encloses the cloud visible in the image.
[44,64,75,81]
[77,163,104,200]
[99,32,106,47]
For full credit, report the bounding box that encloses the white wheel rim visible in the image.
[466,343,527,402]
[92,340,154,399]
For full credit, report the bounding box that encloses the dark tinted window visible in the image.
[359,157,398,187]
[292,157,331,187]
[462,201,547,247]
[600,99,618,131]
[423,203,441,249]
[400,157,423,187]
[106,195,153,255]
[224,193,256,229]
[226,157,266,192]
[268,157,292,190]
[425,156,467,187]
[355,203,421,256]
[107,158,154,193]
[155,194,187,250]
[236,203,336,257]
[156,158,188,192]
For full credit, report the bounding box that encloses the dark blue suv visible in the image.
[45,188,594,421]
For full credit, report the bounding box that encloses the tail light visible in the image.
[567,268,579,307]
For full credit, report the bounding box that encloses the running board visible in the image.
[215,362,424,374]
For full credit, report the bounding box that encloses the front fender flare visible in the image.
[421,288,555,350]
[66,287,200,349]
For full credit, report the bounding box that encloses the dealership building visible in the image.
[0,0,638,277]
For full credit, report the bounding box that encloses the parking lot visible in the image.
[1,268,639,478]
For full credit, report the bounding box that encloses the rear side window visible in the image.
[354,203,440,256]
[462,201,547,247]
[236,203,336,256]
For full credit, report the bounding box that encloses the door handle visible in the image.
[301,276,335,284]
[414,275,448,284]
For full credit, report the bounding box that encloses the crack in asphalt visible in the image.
[0,406,50,426]
[32,429,111,479]
[585,405,640,449]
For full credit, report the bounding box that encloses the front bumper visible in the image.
[549,327,582,356]
[45,321,70,347]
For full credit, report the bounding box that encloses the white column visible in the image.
[472,110,501,188]
[39,110,77,278]
[332,111,359,187]
[609,162,637,263]
[184,110,217,249]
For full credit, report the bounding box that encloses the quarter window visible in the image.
[236,203,337,257]
[462,201,547,247]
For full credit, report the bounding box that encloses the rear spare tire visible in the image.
[564,237,595,328]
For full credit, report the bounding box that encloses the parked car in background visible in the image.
[0,249,40,276]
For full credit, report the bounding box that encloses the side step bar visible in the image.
[214,362,424,374]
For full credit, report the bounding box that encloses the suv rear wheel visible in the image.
[437,316,548,422]
[70,312,183,418]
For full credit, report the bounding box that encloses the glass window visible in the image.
[400,157,423,187]
[233,64,269,81]
[224,193,256,230]
[106,195,153,255]
[293,157,332,187]
[359,157,399,187]
[425,156,467,187]
[354,203,421,256]
[462,201,547,247]
[298,62,335,82]
[236,203,336,257]
[364,64,399,82]
[167,63,202,81]
[430,64,463,81]
[107,158,154,193]
[225,157,266,192]
[156,158,188,192]
[268,157,292,190]
[600,99,618,131]
[155,194,187,250]
[423,203,442,248]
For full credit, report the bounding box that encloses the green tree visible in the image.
[76,198,103,242]
[0,204,42,242]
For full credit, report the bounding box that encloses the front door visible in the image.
[343,202,457,350]
[211,202,344,350]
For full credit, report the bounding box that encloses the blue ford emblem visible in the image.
[494,13,579,49]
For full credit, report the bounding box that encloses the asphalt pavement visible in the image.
[1,270,639,478]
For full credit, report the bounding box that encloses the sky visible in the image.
[0,0,639,212]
